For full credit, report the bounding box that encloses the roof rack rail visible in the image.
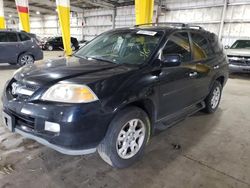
[185,24,203,30]
[134,22,204,30]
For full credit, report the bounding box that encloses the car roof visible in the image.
[111,25,212,36]
[0,29,31,34]
[0,30,19,33]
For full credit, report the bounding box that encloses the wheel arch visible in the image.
[117,99,157,136]
[209,74,226,91]
[215,75,225,86]
[17,51,34,63]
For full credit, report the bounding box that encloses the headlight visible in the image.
[41,84,98,103]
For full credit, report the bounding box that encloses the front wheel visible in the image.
[204,81,222,113]
[98,107,151,168]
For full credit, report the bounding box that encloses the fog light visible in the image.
[44,121,60,133]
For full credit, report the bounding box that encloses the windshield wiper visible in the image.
[72,54,84,59]
[86,56,115,64]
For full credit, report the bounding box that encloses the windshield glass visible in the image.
[231,40,250,49]
[74,30,163,65]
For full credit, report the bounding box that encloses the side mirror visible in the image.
[162,54,181,67]
[224,45,230,49]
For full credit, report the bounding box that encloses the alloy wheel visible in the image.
[116,119,146,159]
[20,55,34,65]
[211,86,221,109]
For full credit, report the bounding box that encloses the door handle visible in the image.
[213,65,220,69]
[189,72,198,77]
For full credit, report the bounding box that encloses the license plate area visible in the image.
[2,111,15,132]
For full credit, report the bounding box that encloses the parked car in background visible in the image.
[226,39,250,73]
[42,36,79,51]
[79,39,88,48]
[0,30,43,66]
[2,24,228,168]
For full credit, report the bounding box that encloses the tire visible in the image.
[204,81,222,113]
[18,54,34,66]
[98,106,151,168]
[47,45,53,51]
[71,45,76,51]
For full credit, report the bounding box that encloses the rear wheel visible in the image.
[18,54,34,66]
[204,81,222,113]
[98,107,150,168]
[71,45,76,51]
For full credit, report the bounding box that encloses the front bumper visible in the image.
[2,82,113,155]
[15,128,96,155]
[229,64,250,73]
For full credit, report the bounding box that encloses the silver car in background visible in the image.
[0,30,43,66]
[226,40,250,73]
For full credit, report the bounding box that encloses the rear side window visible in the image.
[0,32,8,42]
[191,32,213,61]
[208,33,222,54]
[19,33,30,41]
[7,33,18,42]
[53,37,61,42]
[163,32,191,63]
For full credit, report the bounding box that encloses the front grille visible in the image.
[13,112,35,130]
[228,55,250,66]
[7,79,39,100]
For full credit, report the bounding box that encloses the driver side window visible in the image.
[162,32,191,63]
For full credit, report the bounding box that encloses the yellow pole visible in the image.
[135,0,154,25]
[0,0,5,29]
[56,0,72,56]
[15,0,30,32]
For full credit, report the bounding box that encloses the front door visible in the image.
[157,31,199,120]
[0,32,8,62]
[0,32,21,63]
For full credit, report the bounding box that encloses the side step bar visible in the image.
[155,101,205,131]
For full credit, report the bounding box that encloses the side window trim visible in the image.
[161,30,192,63]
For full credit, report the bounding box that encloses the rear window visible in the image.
[191,32,213,60]
[7,33,18,42]
[208,33,223,54]
[19,33,31,41]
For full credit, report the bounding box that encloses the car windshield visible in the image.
[74,30,164,65]
[231,40,250,49]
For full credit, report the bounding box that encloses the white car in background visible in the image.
[226,39,250,73]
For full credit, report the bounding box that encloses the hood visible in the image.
[14,56,136,86]
[226,48,250,57]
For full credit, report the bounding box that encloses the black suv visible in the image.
[2,24,228,168]
[42,36,79,51]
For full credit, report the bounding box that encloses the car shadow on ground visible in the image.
[0,64,19,70]
[229,73,250,80]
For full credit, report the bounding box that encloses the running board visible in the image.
[155,101,205,131]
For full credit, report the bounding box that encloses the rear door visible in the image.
[189,31,215,100]
[18,32,32,52]
[157,31,199,119]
